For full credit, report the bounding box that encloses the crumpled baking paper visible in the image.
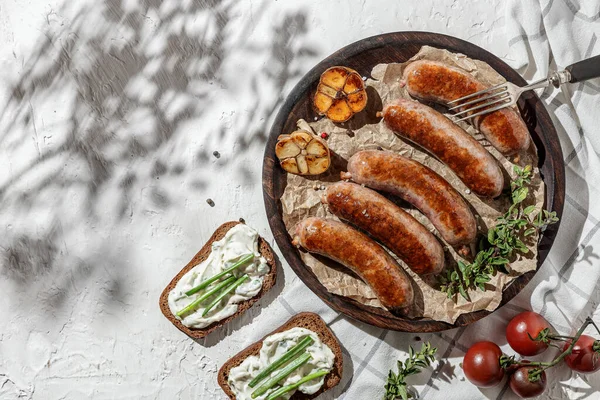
[281,46,544,324]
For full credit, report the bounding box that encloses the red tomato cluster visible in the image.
[462,311,600,398]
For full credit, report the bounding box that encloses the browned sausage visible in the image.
[323,181,444,275]
[292,217,413,313]
[341,150,477,246]
[382,98,504,197]
[402,60,530,155]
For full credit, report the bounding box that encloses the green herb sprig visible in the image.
[384,342,437,400]
[439,165,559,300]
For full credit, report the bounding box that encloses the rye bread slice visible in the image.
[217,312,343,400]
[159,220,278,339]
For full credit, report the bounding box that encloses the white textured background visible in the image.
[1,0,599,399]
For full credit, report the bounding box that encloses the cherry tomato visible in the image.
[463,341,505,388]
[506,311,552,356]
[509,365,546,398]
[563,334,600,373]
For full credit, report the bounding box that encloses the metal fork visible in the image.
[449,54,600,122]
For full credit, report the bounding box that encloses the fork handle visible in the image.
[566,54,600,83]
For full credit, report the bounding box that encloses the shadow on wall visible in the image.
[0,0,316,308]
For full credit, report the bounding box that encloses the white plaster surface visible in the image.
[0,0,599,399]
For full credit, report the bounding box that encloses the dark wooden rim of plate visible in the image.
[262,31,565,332]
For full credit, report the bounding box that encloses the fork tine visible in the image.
[448,91,510,111]
[452,95,511,117]
[447,83,508,105]
[455,102,511,122]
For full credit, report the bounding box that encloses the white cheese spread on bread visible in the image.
[168,224,269,329]
[228,327,335,400]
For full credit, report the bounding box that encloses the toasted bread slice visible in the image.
[217,312,343,399]
[159,220,278,339]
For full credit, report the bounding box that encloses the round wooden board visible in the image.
[262,32,565,332]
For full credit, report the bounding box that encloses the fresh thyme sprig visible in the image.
[384,342,437,400]
[439,165,559,300]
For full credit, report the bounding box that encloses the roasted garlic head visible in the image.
[275,130,330,175]
[313,66,368,123]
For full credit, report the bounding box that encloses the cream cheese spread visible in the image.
[167,224,269,328]
[228,327,335,400]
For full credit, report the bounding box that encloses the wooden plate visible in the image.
[262,32,565,332]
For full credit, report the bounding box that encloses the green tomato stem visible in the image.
[201,274,249,317]
[251,352,312,399]
[185,254,254,296]
[248,336,315,388]
[518,317,594,372]
[264,370,329,400]
[176,275,236,317]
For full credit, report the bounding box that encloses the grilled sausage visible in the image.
[402,60,530,155]
[292,217,413,313]
[341,150,477,246]
[382,99,504,197]
[323,182,444,275]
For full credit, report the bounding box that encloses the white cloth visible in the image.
[497,1,600,399]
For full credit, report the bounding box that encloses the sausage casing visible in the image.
[402,60,530,155]
[343,150,477,246]
[324,181,444,275]
[382,98,504,197]
[292,217,414,313]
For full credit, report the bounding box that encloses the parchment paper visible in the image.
[281,46,545,324]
